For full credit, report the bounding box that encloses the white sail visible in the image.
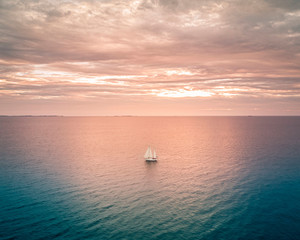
[148,147,153,158]
[153,149,156,158]
[144,147,149,158]
[144,146,152,159]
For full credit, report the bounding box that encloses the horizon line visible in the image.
[1,115,300,117]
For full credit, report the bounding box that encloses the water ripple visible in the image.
[1,117,300,240]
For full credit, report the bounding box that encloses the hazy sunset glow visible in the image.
[1,0,300,115]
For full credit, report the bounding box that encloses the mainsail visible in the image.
[144,146,153,159]
[153,149,156,159]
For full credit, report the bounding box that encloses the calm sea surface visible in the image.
[0,117,300,240]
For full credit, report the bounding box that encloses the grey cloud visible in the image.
[0,0,300,115]
[265,0,300,10]
[0,0,299,65]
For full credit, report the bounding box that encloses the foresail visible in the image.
[144,147,149,158]
[144,147,152,158]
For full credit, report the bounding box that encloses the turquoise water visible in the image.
[1,117,300,240]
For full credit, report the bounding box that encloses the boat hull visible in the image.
[145,158,157,162]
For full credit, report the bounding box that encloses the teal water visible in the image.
[0,117,300,240]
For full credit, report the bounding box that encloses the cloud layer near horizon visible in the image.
[1,0,300,115]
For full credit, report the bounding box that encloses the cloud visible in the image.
[0,0,300,114]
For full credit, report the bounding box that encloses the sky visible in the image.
[0,0,300,116]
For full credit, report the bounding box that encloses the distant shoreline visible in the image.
[0,115,64,117]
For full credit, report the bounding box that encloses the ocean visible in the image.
[0,117,300,240]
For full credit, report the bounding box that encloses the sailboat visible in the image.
[144,146,157,162]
